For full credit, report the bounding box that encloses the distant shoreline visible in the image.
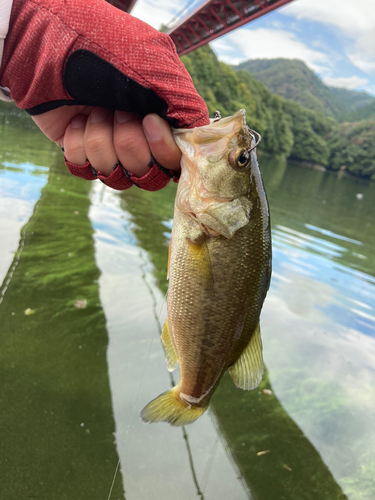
[258,150,373,183]
[288,159,373,182]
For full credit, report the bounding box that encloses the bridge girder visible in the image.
[168,0,294,55]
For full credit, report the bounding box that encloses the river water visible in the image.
[1,104,374,500]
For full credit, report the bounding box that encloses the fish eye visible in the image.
[237,150,250,167]
[228,148,251,171]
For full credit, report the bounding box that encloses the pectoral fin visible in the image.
[229,323,263,390]
[186,235,214,290]
[161,318,178,372]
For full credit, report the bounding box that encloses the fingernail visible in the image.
[91,108,110,123]
[116,111,135,123]
[71,115,86,129]
[143,115,163,142]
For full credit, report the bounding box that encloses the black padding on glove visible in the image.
[27,50,177,126]
[65,50,171,118]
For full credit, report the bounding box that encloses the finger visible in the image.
[114,111,151,178]
[142,114,181,172]
[63,114,88,165]
[32,105,92,146]
[85,108,118,176]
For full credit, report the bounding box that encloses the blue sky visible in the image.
[132,0,375,96]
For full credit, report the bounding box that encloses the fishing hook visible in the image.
[247,128,262,153]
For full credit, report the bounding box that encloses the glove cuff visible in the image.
[64,157,179,191]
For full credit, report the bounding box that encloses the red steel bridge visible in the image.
[108,0,294,55]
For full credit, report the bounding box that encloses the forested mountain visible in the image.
[233,58,344,119]
[233,58,375,122]
[181,46,375,180]
[340,100,375,122]
[331,87,375,113]
[182,46,333,161]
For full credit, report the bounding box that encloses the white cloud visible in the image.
[281,0,375,75]
[348,35,375,74]
[131,0,182,30]
[212,27,330,73]
[323,75,369,89]
[281,0,375,34]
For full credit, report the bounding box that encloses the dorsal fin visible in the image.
[228,322,263,390]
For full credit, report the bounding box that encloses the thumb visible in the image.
[142,114,181,172]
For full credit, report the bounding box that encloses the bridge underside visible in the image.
[168,0,294,55]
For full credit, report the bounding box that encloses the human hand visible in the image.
[32,106,181,178]
[1,0,209,190]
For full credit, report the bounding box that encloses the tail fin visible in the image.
[141,388,207,426]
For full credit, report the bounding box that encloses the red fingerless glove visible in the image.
[0,0,209,190]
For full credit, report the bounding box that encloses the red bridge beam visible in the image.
[106,0,137,13]
[168,0,294,56]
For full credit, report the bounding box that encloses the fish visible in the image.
[141,109,272,426]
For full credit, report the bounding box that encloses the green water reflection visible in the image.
[0,109,124,498]
[1,104,375,500]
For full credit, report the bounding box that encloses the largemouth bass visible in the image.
[141,109,272,426]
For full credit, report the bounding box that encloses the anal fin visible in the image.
[228,322,263,390]
[161,318,178,372]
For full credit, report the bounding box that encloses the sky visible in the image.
[131,0,375,96]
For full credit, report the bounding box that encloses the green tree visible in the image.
[327,120,375,179]
[282,101,331,165]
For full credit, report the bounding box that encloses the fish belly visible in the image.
[167,207,268,407]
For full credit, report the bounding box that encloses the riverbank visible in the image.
[258,150,373,184]
[288,158,374,183]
